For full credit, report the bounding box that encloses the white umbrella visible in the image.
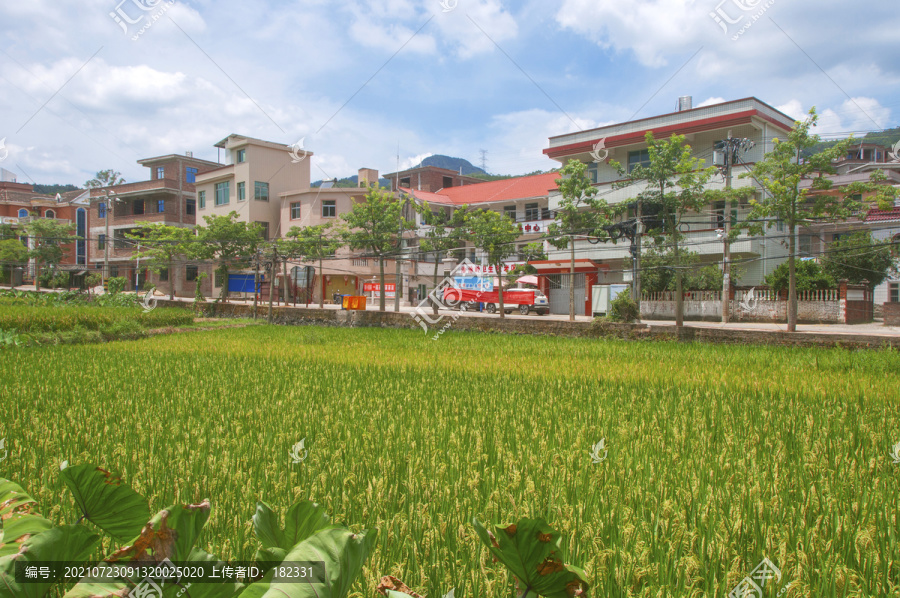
[516,274,539,286]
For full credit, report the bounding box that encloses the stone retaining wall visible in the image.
[161,300,900,349]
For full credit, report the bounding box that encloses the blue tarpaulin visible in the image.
[228,274,262,293]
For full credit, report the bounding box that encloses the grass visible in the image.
[1,326,898,597]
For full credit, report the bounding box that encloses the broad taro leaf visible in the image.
[64,547,245,598]
[0,524,99,598]
[0,479,52,558]
[253,500,330,575]
[105,499,212,564]
[253,500,331,550]
[60,464,149,542]
[472,518,589,598]
[240,526,378,598]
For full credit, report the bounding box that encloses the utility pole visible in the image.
[633,199,643,321]
[253,249,261,319]
[719,133,754,324]
[267,244,277,323]
[394,194,405,313]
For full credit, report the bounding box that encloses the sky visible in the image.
[1,0,898,187]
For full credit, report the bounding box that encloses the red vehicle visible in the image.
[442,287,540,315]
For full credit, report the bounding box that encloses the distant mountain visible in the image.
[418,155,487,176]
[33,184,80,195]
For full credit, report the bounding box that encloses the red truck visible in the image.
[442,287,544,315]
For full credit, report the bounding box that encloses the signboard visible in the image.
[364,282,396,298]
[454,276,493,291]
[0,217,19,225]
[454,262,526,276]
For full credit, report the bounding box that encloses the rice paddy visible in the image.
[1,326,898,597]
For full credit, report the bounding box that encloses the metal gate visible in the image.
[548,273,585,315]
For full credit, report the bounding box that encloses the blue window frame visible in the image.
[76,208,86,265]
[97,203,106,219]
[157,199,165,213]
[156,166,165,179]
[185,167,198,183]
[17,208,28,218]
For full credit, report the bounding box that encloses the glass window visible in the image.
[159,268,169,282]
[889,282,899,303]
[627,149,650,173]
[541,207,550,220]
[186,265,198,282]
[109,266,119,278]
[322,200,336,218]
[215,182,229,206]
[133,200,144,215]
[97,203,106,219]
[214,271,224,288]
[198,191,206,209]
[157,166,165,179]
[98,234,106,250]
[291,202,302,219]
[799,235,812,256]
[186,199,196,215]
[237,149,246,163]
[256,221,269,241]
[525,203,539,221]
[44,209,55,218]
[157,199,165,213]
[504,205,517,221]
[254,181,269,201]
[185,167,198,183]
[237,181,246,201]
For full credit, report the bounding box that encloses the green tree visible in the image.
[614,132,716,327]
[413,201,468,315]
[280,224,344,309]
[822,230,896,288]
[126,224,195,300]
[464,208,520,318]
[765,259,835,294]
[341,185,409,312]
[24,217,78,292]
[0,239,28,288]
[548,159,610,320]
[193,212,265,303]
[84,169,125,189]
[636,242,724,293]
[743,107,866,331]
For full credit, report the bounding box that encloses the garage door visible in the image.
[548,273,585,315]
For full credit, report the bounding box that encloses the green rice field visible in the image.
[2,326,899,597]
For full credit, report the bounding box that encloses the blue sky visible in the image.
[1,0,898,186]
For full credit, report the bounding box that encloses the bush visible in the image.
[51,271,70,289]
[607,288,640,322]
[0,305,193,333]
[107,276,127,295]
[765,260,835,294]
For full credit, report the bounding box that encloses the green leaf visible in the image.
[241,526,377,598]
[472,518,589,598]
[0,524,100,598]
[253,500,331,551]
[0,479,53,558]
[107,500,212,563]
[60,464,149,542]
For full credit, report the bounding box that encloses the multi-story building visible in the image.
[541,96,797,315]
[89,152,220,293]
[195,134,310,298]
[0,179,91,286]
[384,165,484,193]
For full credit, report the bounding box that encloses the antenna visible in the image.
[479,149,488,173]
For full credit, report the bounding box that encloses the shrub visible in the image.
[106,276,127,295]
[51,270,70,289]
[765,260,835,294]
[607,287,640,322]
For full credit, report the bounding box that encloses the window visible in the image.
[198,191,206,209]
[157,199,165,213]
[442,176,453,189]
[159,268,169,282]
[627,149,651,173]
[890,282,899,303]
[541,207,551,220]
[186,265,198,282]
[776,219,784,232]
[291,202,302,219]
[256,221,269,241]
[237,181,246,201]
[156,166,165,179]
[185,167,198,183]
[525,203,540,221]
[97,203,106,219]
[186,199,196,215]
[400,177,411,188]
[254,181,269,201]
[832,233,846,243]
[109,266,119,278]
[504,205,517,221]
[215,182,230,206]
[322,200,336,218]
[133,200,144,215]
[587,163,598,184]
[236,149,246,163]
[799,235,812,256]
[214,271,224,288]
[44,209,55,219]
[98,234,106,250]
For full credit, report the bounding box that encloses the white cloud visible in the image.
[401,152,434,170]
[432,0,519,59]
[697,96,727,108]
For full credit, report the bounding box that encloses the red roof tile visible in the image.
[403,172,559,206]
[864,207,900,222]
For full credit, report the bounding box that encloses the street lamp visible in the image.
[93,190,120,286]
